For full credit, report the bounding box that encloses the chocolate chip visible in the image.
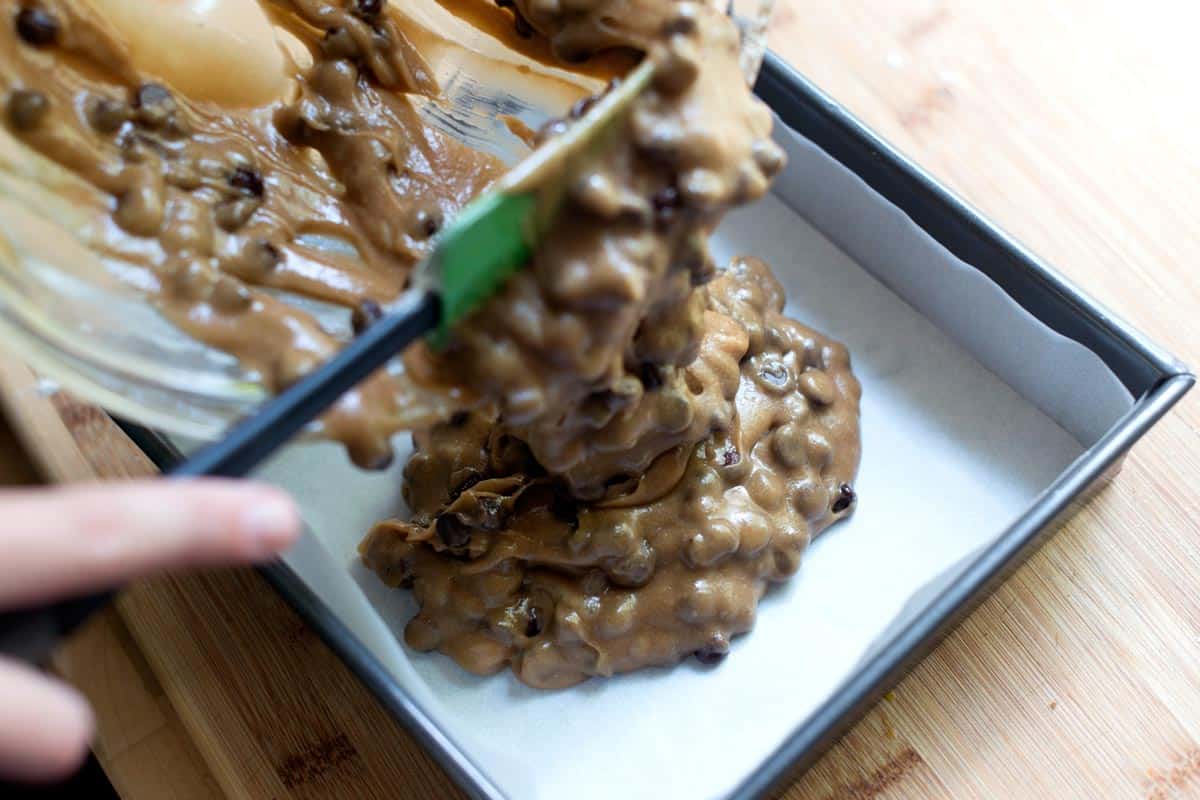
[355,0,385,18]
[525,606,543,637]
[15,7,58,47]
[534,117,569,146]
[569,93,600,120]
[831,483,856,513]
[758,360,789,388]
[135,83,171,108]
[350,298,383,335]
[249,239,282,273]
[6,89,48,131]
[448,411,470,427]
[513,11,533,38]
[652,185,680,210]
[651,185,680,227]
[436,514,472,548]
[230,167,265,198]
[693,645,727,665]
[490,433,536,475]
[451,470,482,497]
[411,207,442,239]
[663,14,696,36]
[638,362,663,391]
[494,0,514,7]
[549,492,579,529]
[688,250,716,287]
[237,239,281,278]
[87,96,128,134]
[385,555,415,587]
[583,389,622,417]
[610,540,654,586]
[370,25,392,49]
[273,106,312,144]
[477,494,508,529]
[518,484,574,524]
[133,83,184,132]
[560,47,593,64]
[696,633,729,666]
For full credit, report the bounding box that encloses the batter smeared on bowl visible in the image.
[1,0,502,467]
[0,0,861,685]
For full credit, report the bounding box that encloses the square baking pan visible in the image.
[118,51,1193,799]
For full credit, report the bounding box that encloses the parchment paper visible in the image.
[240,120,1133,800]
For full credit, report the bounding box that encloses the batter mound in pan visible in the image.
[361,256,861,687]
[357,0,864,686]
[357,0,863,685]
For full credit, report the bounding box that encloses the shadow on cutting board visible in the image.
[1,755,120,799]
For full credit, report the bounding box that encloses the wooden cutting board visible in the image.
[0,361,462,799]
[2,0,1199,798]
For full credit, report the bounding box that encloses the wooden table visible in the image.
[3,0,1199,797]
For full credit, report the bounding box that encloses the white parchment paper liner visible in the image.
[231,120,1133,800]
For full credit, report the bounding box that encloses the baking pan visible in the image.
[118,50,1193,800]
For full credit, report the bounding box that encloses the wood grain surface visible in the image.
[2,1,1198,798]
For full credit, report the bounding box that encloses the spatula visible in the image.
[0,60,654,663]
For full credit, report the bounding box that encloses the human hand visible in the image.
[0,479,300,783]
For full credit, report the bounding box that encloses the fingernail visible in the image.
[240,495,299,557]
[39,684,95,781]
[58,684,96,742]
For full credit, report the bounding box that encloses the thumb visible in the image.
[0,657,94,783]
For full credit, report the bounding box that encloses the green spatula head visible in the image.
[419,60,655,346]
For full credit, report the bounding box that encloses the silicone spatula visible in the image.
[0,61,654,662]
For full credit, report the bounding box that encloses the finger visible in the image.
[0,480,300,608]
[0,658,93,783]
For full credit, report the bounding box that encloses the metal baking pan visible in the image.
[119,51,1193,799]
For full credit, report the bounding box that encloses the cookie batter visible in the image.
[360,2,863,685]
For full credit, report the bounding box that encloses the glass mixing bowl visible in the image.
[0,0,773,441]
